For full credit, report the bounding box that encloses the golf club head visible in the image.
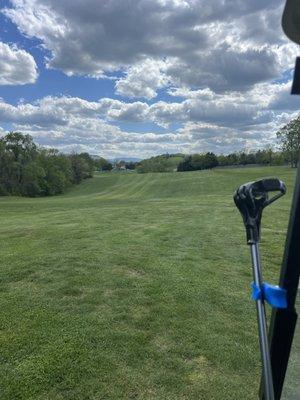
[249,178,286,205]
[234,178,286,208]
[234,178,286,244]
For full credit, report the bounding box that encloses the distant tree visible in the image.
[171,153,185,158]
[245,152,256,165]
[78,153,94,177]
[272,151,285,166]
[218,153,238,166]
[190,154,205,170]
[217,154,228,166]
[255,150,267,165]
[239,151,248,165]
[102,162,113,171]
[277,116,300,167]
[177,152,218,171]
[125,161,136,170]
[216,148,284,167]
[94,157,112,171]
[266,147,274,165]
[137,156,169,173]
[69,154,91,183]
[203,152,218,168]
[177,156,194,172]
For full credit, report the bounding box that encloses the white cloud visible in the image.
[0,81,298,157]
[0,41,38,85]
[115,59,171,99]
[2,0,294,96]
[0,0,299,156]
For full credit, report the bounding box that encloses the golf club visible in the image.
[234,178,286,400]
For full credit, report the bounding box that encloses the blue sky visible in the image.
[0,5,122,104]
[0,0,299,158]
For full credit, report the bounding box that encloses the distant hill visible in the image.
[109,157,142,163]
[89,155,141,163]
[137,153,185,173]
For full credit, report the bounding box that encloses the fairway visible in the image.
[0,166,296,400]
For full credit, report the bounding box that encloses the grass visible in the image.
[0,166,296,400]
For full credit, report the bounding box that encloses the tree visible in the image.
[38,149,72,195]
[94,157,112,171]
[0,132,94,197]
[69,154,91,184]
[190,154,205,170]
[78,153,94,177]
[102,162,113,171]
[21,161,45,197]
[203,152,218,169]
[125,161,136,170]
[277,116,300,167]
[2,132,37,163]
[177,156,194,171]
[136,156,169,173]
[217,152,239,166]
[177,153,218,171]
[0,132,38,195]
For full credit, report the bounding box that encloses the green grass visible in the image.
[0,166,296,400]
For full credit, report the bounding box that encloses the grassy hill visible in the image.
[137,154,185,172]
[0,166,296,399]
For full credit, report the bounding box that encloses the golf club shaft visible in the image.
[250,244,275,400]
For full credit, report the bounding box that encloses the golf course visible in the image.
[0,166,296,399]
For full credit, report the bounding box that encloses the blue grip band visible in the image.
[251,282,287,309]
[251,282,262,300]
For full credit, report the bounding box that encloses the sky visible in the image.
[0,0,299,159]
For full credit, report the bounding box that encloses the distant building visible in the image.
[112,162,127,171]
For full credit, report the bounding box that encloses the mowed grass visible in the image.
[0,166,296,400]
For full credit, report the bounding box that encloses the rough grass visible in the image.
[0,166,296,400]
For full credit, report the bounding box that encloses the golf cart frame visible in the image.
[261,3,300,397]
[261,163,300,399]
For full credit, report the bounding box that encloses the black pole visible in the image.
[260,163,300,400]
[251,243,275,400]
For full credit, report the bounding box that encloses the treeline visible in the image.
[217,149,285,167]
[177,149,285,172]
[0,132,95,197]
[135,149,286,173]
[177,152,218,171]
[135,115,300,173]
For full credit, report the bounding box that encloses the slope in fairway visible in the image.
[0,167,295,399]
